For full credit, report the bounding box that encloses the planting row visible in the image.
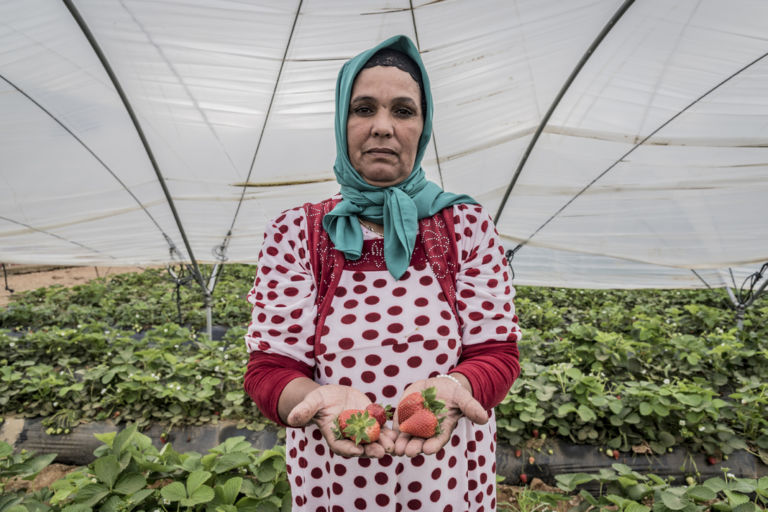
[2,430,767,512]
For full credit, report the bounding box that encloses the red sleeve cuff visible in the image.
[450,340,520,410]
[243,351,313,426]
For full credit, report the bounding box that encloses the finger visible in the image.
[394,433,411,456]
[422,430,452,455]
[328,438,365,457]
[405,436,425,458]
[378,429,396,453]
[454,393,489,425]
[364,442,386,459]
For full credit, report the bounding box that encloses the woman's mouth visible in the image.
[366,147,397,156]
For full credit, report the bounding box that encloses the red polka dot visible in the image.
[375,472,389,485]
[437,325,450,336]
[358,458,371,468]
[361,371,375,383]
[424,339,438,350]
[407,500,422,510]
[460,289,475,298]
[315,444,326,456]
[311,486,323,498]
[430,490,441,502]
[448,477,457,489]
[419,276,433,286]
[341,356,356,368]
[431,468,442,479]
[414,297,429,307]
[411,455,425,466]
[341,314,357,324]
[383,365,399,377]
[482,301,494,311]
[373,279,387,288]
[393,343,409,353]
[339,377,352,386]
[339,338,354,349]
[365,354,381,365]
[415,316,429,326]
[332,482,343,495]
[365,312,381,322]
[334,464,346,476]
[408,481,422,492]
[353,272,365,282]
[387,323,404,333]
[407,356,422,368]
[376,494,390,506]
[393,287,406,297]
[353,285,367,294]
[365,296,380,305]
[436,353,448,364]
[354,476,367,488]
[382,385,397,397]
[334,287,347,297]
[387,305,403,315]
[363,329,378,340]
[344,299,359,308]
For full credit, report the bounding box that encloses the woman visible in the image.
[244,35,521,512]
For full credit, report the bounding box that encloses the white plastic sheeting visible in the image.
[1,0,766,289]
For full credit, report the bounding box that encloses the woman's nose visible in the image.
[371,112,393,137]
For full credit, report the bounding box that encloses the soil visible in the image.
[0,265,154,307]
[3,463,79,493]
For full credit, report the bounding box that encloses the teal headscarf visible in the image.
[322,34,477,280]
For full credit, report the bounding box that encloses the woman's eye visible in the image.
[395,107,415,117]
[353,105,373,115]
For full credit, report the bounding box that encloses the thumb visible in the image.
[455,392,489,425]
[286,394,322,427]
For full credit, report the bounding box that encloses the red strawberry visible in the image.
[365,403,392,427]
[528,456,535,465]
[515,449,522,458]
[334,410,380,445]
[520,473,528,484]
[613,450,620,460]
[397,387,444,423]
[532,429,539,438]
[707,456,717,465]
[399,409,440,438]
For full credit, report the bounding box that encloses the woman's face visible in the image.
[346,65,424,187]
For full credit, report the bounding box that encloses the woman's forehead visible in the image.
[350,65,421,101]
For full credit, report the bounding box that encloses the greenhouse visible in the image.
[1,0,767,510]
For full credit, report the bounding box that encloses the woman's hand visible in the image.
[286,384,396,458]
[394,376,488,457]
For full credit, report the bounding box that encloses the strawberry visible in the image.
[397,386,444,423]
[365,403,392,427]
[532,428,539,438]
[706,456,717,465]
[334,410,380,445]
[399,408,440,438]
[613,450,620,460]
[514,449,522,458]
[520,473,528,484]
[528,456,535,465]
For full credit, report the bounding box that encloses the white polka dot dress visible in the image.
[246,202,520,512]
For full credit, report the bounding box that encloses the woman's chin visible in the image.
[357,168,411,187]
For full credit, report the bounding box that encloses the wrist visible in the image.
[439,372,473,395]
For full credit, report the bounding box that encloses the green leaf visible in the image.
[724,490,749,507]
[732,503,758,512]
[0,442,13,458]
[186,470,212,495]
[21,453,57,476]
[704,477,727,492]
[625,502,651,512]
[639,402,653,416]
[216,476,243,505]
[161,482,187,502]
[74,483,110,507]
[555,473,595,492]
[93,455,120,489]
[557,403,577,417]
[577,405,596,422]
[113,472,146,495]
[652,403,670,417]
[182,484,214,507]
[660,490,690,510]
[686,485,716,502]
[93,432,116,448]
[112,425,136,456]
[658,431,676,447]
[212,453,251,474]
